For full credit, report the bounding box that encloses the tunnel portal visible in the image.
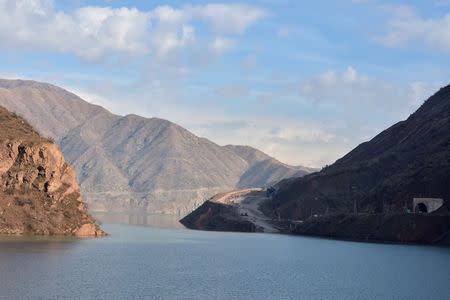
[415,202,428,213]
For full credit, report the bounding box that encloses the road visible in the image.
[211,188,279,233]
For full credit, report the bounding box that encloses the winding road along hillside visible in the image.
[180,188,279,233]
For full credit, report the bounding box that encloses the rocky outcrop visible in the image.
[180,189,261,232]
[180,200,257,232]
[0,106,105,237]
[180,188,282,233]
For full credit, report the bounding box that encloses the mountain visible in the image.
[182,84,450,245]
[0,105,104,236]
[263,84,450,220]
[0,79,311,215]
[223,145,314,188]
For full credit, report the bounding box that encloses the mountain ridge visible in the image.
[0,78,312,215]
[265,84,450,219]
[181,84,450,245]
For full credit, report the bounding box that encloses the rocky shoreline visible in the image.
[277,213,450,246]
[180,189,260,232]
[180,188,450,246]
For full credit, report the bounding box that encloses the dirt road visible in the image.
[211,188,279,233]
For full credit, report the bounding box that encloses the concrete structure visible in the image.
[413,198,444,213]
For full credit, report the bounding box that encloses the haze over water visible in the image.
[1,222,449,299]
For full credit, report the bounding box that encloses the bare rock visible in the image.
[0,105,105,237]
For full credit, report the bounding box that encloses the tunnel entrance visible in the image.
[415,203,428,213]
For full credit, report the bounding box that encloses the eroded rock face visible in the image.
[0,106,105,237]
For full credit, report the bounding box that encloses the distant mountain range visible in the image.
[0,79,313,215]
[264,84,450,220]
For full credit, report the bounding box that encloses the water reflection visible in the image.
[0,235,79,242]
[92,212,186,229]
[0,235,80,254]
[1,224,449,299]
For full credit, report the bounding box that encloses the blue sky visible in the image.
[1,0,449,167]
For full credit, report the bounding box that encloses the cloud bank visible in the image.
[374,5,450,53]
[0,0,266,62]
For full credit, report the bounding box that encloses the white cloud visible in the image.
[408,81,442,108]
[0,1,150,62]
[0,0,266,62]
[374,5,450,53]
[300,66,440,120]
[342,66,357,82]
[195,4,267,34]
[0,71,22,79]
[207,119,348,168]
[188,37,237,67]
[215,84,249,99]
[209,37,237,55]
[150,24,196,60]
[151,5,186,24]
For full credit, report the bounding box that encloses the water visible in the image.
[92,212,186,229]
[0,222,449,299]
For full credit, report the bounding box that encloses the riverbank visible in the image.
[283,213,450,246]
[180,188,450,246]
[180,188,263,232]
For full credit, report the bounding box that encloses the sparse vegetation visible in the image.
[0,105,105,236]
[0,106,45,143]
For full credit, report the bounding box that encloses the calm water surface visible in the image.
[0,218,449,299]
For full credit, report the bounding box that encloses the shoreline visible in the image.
[180,188,450,246]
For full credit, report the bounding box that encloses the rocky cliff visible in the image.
[0,106,105,236]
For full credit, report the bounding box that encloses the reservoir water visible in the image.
[0,218,449,299]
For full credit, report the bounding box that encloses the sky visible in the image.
[0,0,449,168]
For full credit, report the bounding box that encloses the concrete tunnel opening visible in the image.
[415,202,428,213]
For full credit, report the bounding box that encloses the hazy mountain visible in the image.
[264,84,450,220]
[224,145,315,188]
[0,79,311,215]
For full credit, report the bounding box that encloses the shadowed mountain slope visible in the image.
[0,79,311,215]
[224,145,312,188]
[264,84,450,220]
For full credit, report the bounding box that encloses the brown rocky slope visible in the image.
[180,189,261,232]
[0,106,105,236]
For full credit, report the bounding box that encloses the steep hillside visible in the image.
[181,188,279,233]
[0,79,311,215]
[0,106,104,236]
[224,145,307,188]
[264,84,450,220]
[0,79,108,139]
